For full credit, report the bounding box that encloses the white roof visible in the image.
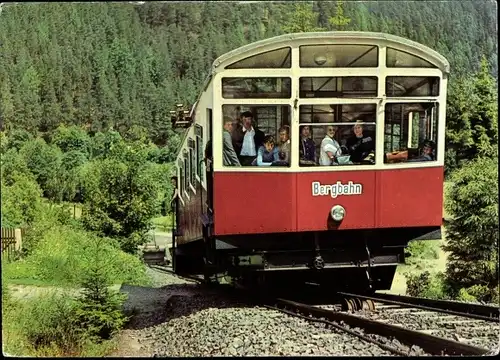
[212,31,450,74]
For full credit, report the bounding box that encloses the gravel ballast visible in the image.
[116,267,497,356]
[116,268,399,356]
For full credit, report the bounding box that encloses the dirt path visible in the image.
[110,330,149,357]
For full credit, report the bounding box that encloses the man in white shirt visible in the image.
[231,111,265,166]
[319,126,341,166]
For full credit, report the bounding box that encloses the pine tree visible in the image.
[329,0,351,30]
[281,3,326,33]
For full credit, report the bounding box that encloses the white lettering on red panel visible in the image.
[312,181,363,198]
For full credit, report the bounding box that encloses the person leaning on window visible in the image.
[252,135,280,166]
[408,140,435,162]
[231,111,265,166]
[319,126,342,165]
[222,116,241,166]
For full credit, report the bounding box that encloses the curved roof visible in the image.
[212,31,450,74]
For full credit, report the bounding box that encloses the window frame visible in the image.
[220,104,293,169]
[195,124,203,181]
[298,103,378,167]
[178,159,184,199]
[183,150,189,198]
[221,77,292,99]
[386,76,440,97]
[299,44,379,68]
[386,47,437,68]
[383,101,440,164]
[225,46,292,69]
[299,76,379,98]
[188,138,196,190]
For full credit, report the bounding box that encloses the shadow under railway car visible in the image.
[171,31,449,293]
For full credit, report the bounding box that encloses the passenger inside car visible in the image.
[278,125,291,163]
[346,121,375,163]
[408,140,435,162]
[319,125,342,166]
[299,125,316,165]
[252,135,280,166]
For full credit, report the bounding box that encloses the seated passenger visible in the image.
[299,125,316,164]
[252,135,280,166]
[319,126,342,166]
[222,117,241,166]
[278,125,291,163]
[408,140,435,162]
[346,121,375,163]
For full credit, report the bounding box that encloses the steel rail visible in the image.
[339,291,500,323]
[274,298,489,356]
[263,304,409,356]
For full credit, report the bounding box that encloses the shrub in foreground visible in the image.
[3,224,151,287]
[443,156,498,302]
[406,271,448,299]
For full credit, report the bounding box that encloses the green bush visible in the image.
[406,271,448,299]
[405,240,440,264]
[456,284,498,303]
[443,156,498,302]
[3,224,150,287]
[74,270,129,342]
[2,290,118,357]
[2,291,82,356]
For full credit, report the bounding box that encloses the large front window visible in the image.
[299,104,377,166]
[384,103,439,163]
[221,105,291,167]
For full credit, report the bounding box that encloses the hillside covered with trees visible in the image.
[0,2,498,356]
[0,1,497,150]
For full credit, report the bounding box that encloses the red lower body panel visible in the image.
[213,167,443,236]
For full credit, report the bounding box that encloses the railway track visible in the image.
[339,291,500,322]
[144,263,497,355]
[265,297,491,356]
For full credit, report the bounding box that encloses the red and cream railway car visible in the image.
[172,32,449,293]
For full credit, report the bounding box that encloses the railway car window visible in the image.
[225,47,291,69]
[221,104,291,167]
[183,153,189,194]
[222,78,291,99]
[178,160,184,195]
[299,104,377,166]
[386,47,437,68]
[195,125,203,182]
[299,77,378,98]
[386,77,440,97]
[384,103,439,164]
[299,45,378,67]
[189,149,196,186]
[188,138,196,187]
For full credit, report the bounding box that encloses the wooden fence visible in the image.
[1,228,25,261]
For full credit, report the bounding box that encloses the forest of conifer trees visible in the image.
[0,1,497,149]
[0,3,498,356]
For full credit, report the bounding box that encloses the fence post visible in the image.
[14,228,22,251]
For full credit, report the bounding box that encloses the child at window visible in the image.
[252,135,280,166]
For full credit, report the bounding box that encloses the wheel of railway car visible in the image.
[341,297,354,312]
[353,297,363,311]
[365,299,375,311]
